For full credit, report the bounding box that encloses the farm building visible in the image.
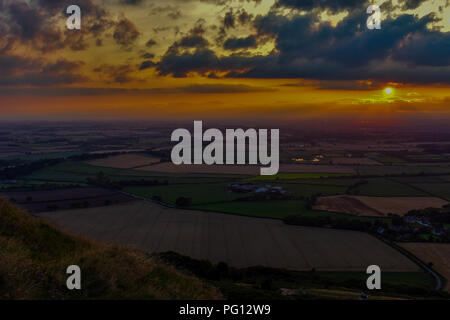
[229,184,286,195]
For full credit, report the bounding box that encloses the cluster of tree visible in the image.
[305,195,317,210]
[407,207,450,224]
[87,171,170,190]
[285,210,450,243]
[158,251,448,299]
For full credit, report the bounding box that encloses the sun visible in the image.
[384,87,393,95]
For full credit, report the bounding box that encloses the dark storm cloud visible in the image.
[275,0,366,12]
[253,11,442,68]
[391,31,450,66]
[42,59,84,74]
[400,0,427,10]
[178,35,209,48]
[0,55,42,75]
[8,1,44,40]
[157,48,273,77]
[171,0,262,5]
[166,22,209,50]
[216,8,254,43]
[223,10,235,29]
[139,60,157,70]
[157,49,220,77]
[0,0,116,54]
[149,5,182,20]
[119,0,144,5]
[223,35,257,50]
[157,8,450,85]
[237,9,253,25]
[141,52,155,59]
[113,18,141,49]
[146,39,158,47]
[0,55,86,86]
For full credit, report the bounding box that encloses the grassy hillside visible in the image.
[0,200,221,300]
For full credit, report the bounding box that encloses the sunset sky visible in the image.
[0,0,449,122]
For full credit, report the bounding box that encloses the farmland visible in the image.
[192,200,307,219]
[87,153,160,169]
[24,161,243,184]
[2,123,450,299]
[1,187,134,213]
[314,195,449,216]
[407,183,450,201]
[36,201,420,273]
[348,178,428,197]
[399,243,450,292]
[279,183,348,197]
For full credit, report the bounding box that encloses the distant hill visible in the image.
[0,200,221,300]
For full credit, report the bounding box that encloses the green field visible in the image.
[408,183,450,200]
[192,200,390,224]
[350,178,428,197]
[279,183,348,197]
[393,176,447,184]
[192,200,306,219]
[358,165,450,176]
[25,162,100,182]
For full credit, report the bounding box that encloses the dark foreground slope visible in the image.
[0,200,221,300]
